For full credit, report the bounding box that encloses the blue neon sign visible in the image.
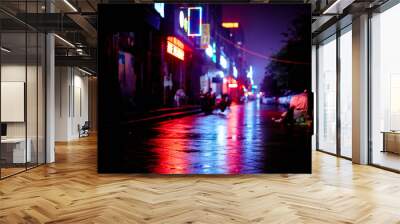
[211,42,216,63]
[188,7,202,37]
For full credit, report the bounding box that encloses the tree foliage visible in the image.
[261,14,311,96]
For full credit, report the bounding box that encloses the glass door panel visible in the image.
[317,36,337,154]
[339,29,352,158]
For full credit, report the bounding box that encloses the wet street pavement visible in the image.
[122,101,312,174]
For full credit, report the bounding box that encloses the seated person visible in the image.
[272,106,294,125]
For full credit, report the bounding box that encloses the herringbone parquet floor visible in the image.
[1,135,400,223]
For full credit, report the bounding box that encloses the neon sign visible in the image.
[211,42,216,63]
[179,11,184,28]
[179,10,189,34]
[205,45,213,58]
[247,66,253,78]
[228,79,237,88]
[154,3,164,18]
[205,42,217,64]
[200,23,210,49]
[220,54,228,69]
[228,83,238,88]
[222,22,239,28]
[188,7,202,36]
[179,10,189,33]
[167,36,185,60]
[233,66,238,78]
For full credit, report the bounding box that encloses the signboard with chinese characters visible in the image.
[200,24,210,49]
[167,36,185,60]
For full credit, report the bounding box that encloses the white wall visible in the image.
[1,65,27,141]
[73,73,89,137]
[1,63,46,164]
[55,66,89,141]
[55,66,70,141]
[1,65,41,137]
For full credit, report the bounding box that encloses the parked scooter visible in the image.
[217,94,231,112]
[200,89,215,114]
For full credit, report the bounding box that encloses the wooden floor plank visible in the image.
[0,135,400,223]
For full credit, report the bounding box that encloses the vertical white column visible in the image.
[46,0,55,163]
[352,14,369,164]
[55,67,74,141]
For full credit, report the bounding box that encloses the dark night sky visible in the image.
[222,5,308,86]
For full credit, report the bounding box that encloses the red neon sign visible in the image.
[167,36,185,60]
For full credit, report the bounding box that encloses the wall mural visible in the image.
[98,3,312,174]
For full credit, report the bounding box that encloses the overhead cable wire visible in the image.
[216,32,309,65]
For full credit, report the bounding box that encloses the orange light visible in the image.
[167,36,185,60]
[222,22,239,28]
[167,36,184,49]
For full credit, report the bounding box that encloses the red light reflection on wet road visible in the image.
[147,101,286,174]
